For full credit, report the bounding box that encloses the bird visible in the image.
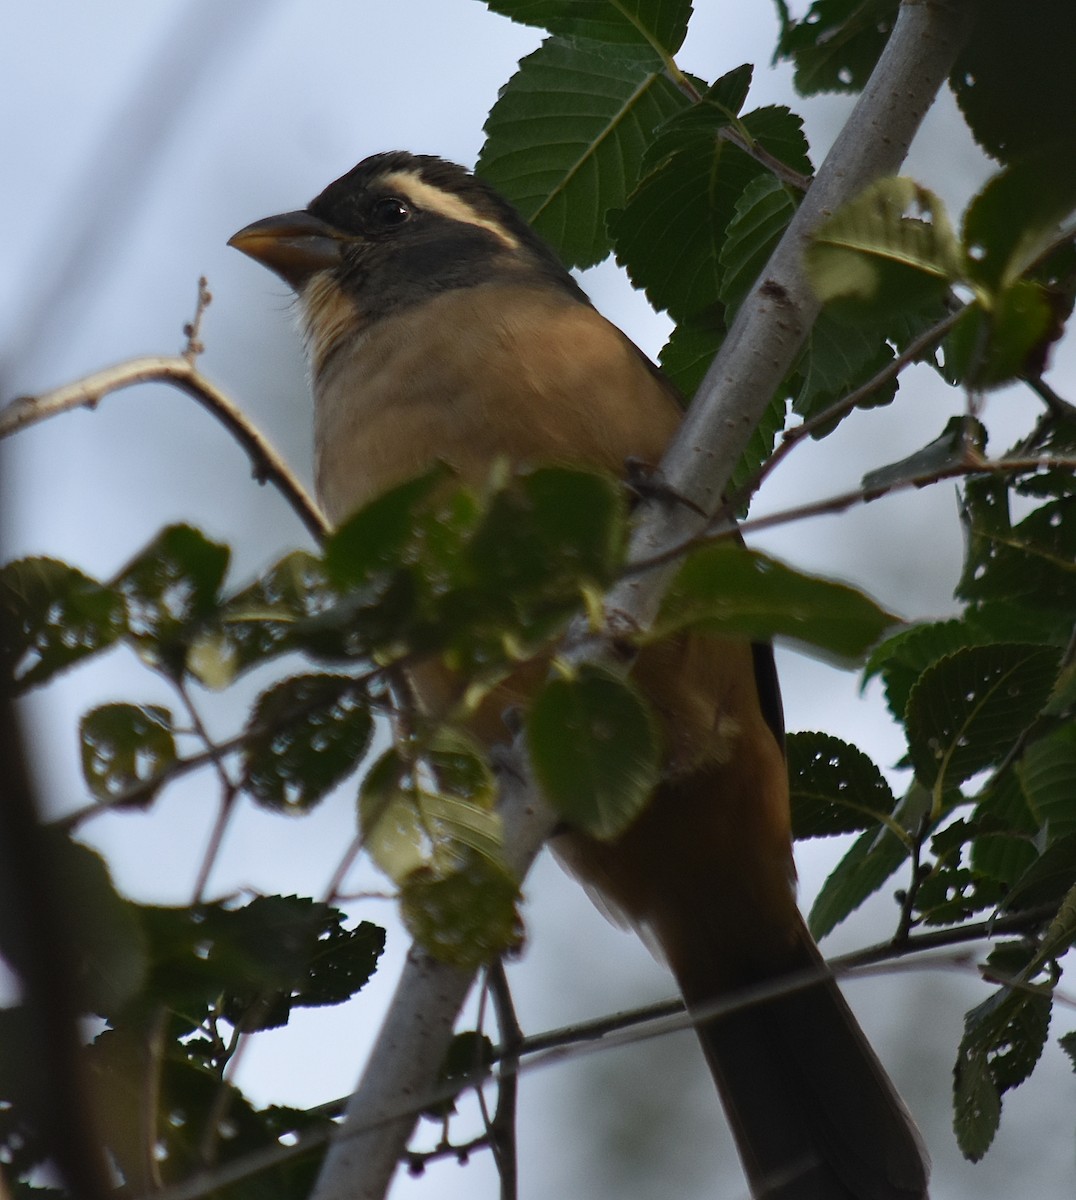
[229,151,929,1200]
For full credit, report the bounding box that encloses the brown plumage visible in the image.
[230,151,929,1200]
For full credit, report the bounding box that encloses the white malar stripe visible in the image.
[299,271,364,377]
[380,171,520,250]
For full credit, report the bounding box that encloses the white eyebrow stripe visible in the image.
[380,171,520,250]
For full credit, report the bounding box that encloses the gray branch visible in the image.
[308,3,977,1198]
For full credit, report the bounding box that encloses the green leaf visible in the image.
[792,312,897,424]
[861,416,984,494]
[1001,831,1076,913]
[1039,883,1076,964]
[85,1025,333,1195]
[478,36,688,268]
[658,315,788,504]
[805,178,962,320]
[775,0,899,96]
[79,703,176,805]
[526,666,660,839]
[425,1030,496,1118]
[952,1042,1001,1162]
[133,897,384,1032]
[955,942,1052,1129]
[1060,1031,1076,1073]
[242,674,374,813]
[963,151,1076,293]
[1018,724,1076,845]
[359,750,429,883]
[950,0,1076,163]
[358,735,503,883]
[481,0,692,54]
[944,282,1058,389]
[323,469,445,589]
[913,864,1005,927]
[718,173,798,314]
[957,482,1076,621]
[41,834,147,1017]
[468,466,626,598]
[787,731,896,838]
[807,819,910,939]
[0,557,126,690]
[0,1011,51,1176]
[658,544,899,664]
[970,770,1039,886]
[615,92,810,319]
[401,854,523,967]
[658,312,722,400]
[904,644,1062,791]
[205,550,331,684]
[113,525,230,677]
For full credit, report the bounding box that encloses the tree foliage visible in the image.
[2,1,1075,1197]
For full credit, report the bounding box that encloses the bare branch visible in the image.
[0,356,328,542]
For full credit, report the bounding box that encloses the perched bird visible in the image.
[230,151,929,1200]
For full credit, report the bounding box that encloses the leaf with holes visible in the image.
[0,557,126,690]
[953,942,1052,1160]
[864,616,1007,721]
[787,731,896,838]
[775,0,899,95]
[950,0,1076,163]
[243,674,373,813]
[401,854,523,968]
[204,550,332,685]
[962,150,1076,293]
[132,897,385,1034]
[958,482,1076,621]
[79,703,176,805]
[904,644,1062,792]
[805,177,962,321]
[945,282,1058,389]
[113,525,230,677]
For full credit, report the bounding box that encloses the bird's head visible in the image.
[229,151,586,373]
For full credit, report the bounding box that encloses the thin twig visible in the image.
[0,355,328,542]
[486,960,521,1200]
[724,305,967,516]
[174,676,240,905]
[718,124,813,193]
[183,276,213,364]
[625,449,1076,579]
[1022,373,1076,421]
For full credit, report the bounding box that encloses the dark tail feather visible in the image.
[676,930,929,1200]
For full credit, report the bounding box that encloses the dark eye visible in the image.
[371,196,412,227]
